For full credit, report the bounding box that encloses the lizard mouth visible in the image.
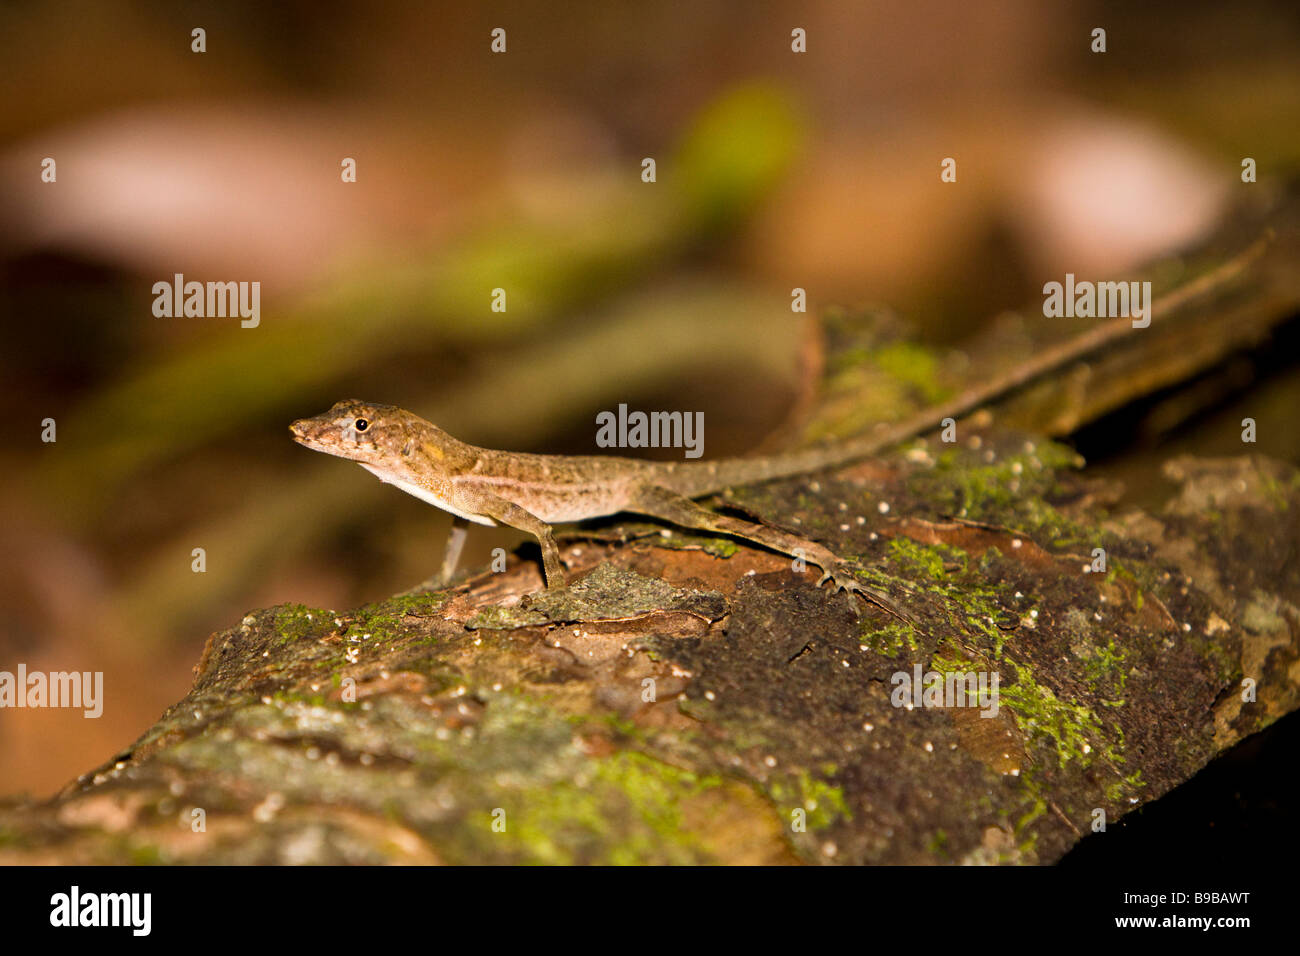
[289,418,350,458]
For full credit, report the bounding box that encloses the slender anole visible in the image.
[289,237,1269,620]
[291,398,916,618]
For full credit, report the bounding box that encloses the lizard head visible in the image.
[290,400,418,466]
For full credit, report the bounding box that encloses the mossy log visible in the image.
[1,436,1296,864]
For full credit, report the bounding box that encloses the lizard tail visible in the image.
[662,231,1274,500]
[661,409,935,499]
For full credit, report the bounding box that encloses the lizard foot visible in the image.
[816,562,914,624]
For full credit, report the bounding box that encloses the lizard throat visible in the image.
[358,464,496,526]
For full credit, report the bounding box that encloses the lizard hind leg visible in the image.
[471,491,567,588]
[628,484,912,623]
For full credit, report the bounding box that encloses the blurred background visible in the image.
[1,0,1297,798]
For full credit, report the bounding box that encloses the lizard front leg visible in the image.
[438,514,470,584]
[405,514,471,594]
[627,484,911,622]
[473,491,567,587]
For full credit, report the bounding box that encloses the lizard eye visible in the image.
[354,418,369,432]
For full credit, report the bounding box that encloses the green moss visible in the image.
[1082,635,1130,695]
[928,650,991,708]
[908,443,1093,548]
[865,620,921,656]
[485,750,726,865]
[1015,795,1047,834]
[596,713,643,740]
[348,592,449,640]
[999,659,1122,770]
[872,341,950,405]
[653,531,741,558]
[269,688,332,709]
[879,538,1009,656]
[930,649,979,671]
[768,770,851,830]
[271,603,333,645]
[1104,771,1146,805]
[889,537,953,579]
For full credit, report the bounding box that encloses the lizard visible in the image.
[288,235,1270,620]
[291,399,913,619]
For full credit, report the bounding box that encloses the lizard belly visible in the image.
[525,487,630,524]
[360,465,497,526]
[455,474,631,525]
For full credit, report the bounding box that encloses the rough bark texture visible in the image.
[1,436,1296,864]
